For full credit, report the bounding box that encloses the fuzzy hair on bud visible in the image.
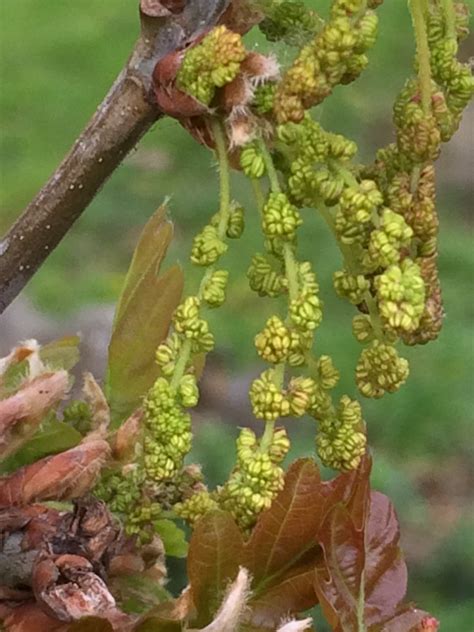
[198,567,251,632]
[277,617,313,632]
[242,52,280,86]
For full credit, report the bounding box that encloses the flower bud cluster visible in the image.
[356,340,409,399]
[248,253,286,298]
[259,1,321,47]
[143,377,195,481]
[316,395,367,471]
[176,26,246,105]
[220,427,290,530]
[374,258,426,334]
[274,4,380,123]
[174,490,219,525]
[262,192,302,241]
[202,270,229,308]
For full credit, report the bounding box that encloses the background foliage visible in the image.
[0,0,473,627]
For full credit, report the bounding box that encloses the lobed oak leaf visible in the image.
[187,510,244,627]
[106,203,183,426]
[238,456,372,628]
[314,488,436,632]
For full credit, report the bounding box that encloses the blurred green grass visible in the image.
[1,0,473,626]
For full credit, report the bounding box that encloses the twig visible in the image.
[0,0,231,314]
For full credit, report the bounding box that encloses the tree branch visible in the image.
[0,0,231,314]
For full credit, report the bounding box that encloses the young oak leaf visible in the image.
[106,203,184,426]
[187,510,245,628]
[241,456,372,629]
[314,489,437,631]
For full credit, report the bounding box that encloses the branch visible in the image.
[0,0,231,314]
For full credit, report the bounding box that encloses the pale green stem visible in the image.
[409,0,433,114]
[170,118,232,390]
[441,0,457,40]
[212,118,232,239]
[357,571,367,632]
[283,242,299,303]
[258,139,281,194]
[251,177,265,216]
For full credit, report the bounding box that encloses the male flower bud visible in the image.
[339,180,383,223]
[191,225,228,266]
[240,143,266,178]
[356,340,409,398]
[177,26,246,105]
[287,375,318,416]
[333,269,370,304]
[203,270,229,308]
[289,290,323,331]
[175,490,218,525]
[250,369,291,421]
[255,316,292,364]
[352,315,375,343]
[253,82,277,115]
[269,427,291,462]
[317,355,340,390]
[262,193,302,241]
[248,254,285,298]
[227,204,245,239]
[316,395,367,471]
[178,375,199,408]
[375,259,426,332]
[155,333,181,377]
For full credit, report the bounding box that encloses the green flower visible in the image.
[262,192,302,241]
[375,258,426,332]
[356,340,409,398]
[177,25,246,105]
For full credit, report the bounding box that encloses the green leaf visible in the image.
[0,415,82,474]
[187,510,245,627]
[106,203,184,426]
[40,335,81,371]
[154,519,188,558]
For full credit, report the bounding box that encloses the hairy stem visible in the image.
[441,0,457,40]
[171,118,231,390]
[409,0,433,114]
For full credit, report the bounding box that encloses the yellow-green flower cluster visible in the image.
[274,2,380,123]
[143,377,194,481]
[356,340,409,399]
[333,270,369,305]
[247,253,285,298]
[177,25,246,105]
[334,179,382,246]
[279,116,356,207]
[364,208,413,270]
[262,192,302,241]
[374,258,426,334]
[191,225,228,267]
[202,270,229,308]
[428,3,474,133]
[240,143,266,179]
[173,296,215,353]
[250,368,291,421]
[220,427,290,530]
[316,395,367,471]
[175,490,219,526]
